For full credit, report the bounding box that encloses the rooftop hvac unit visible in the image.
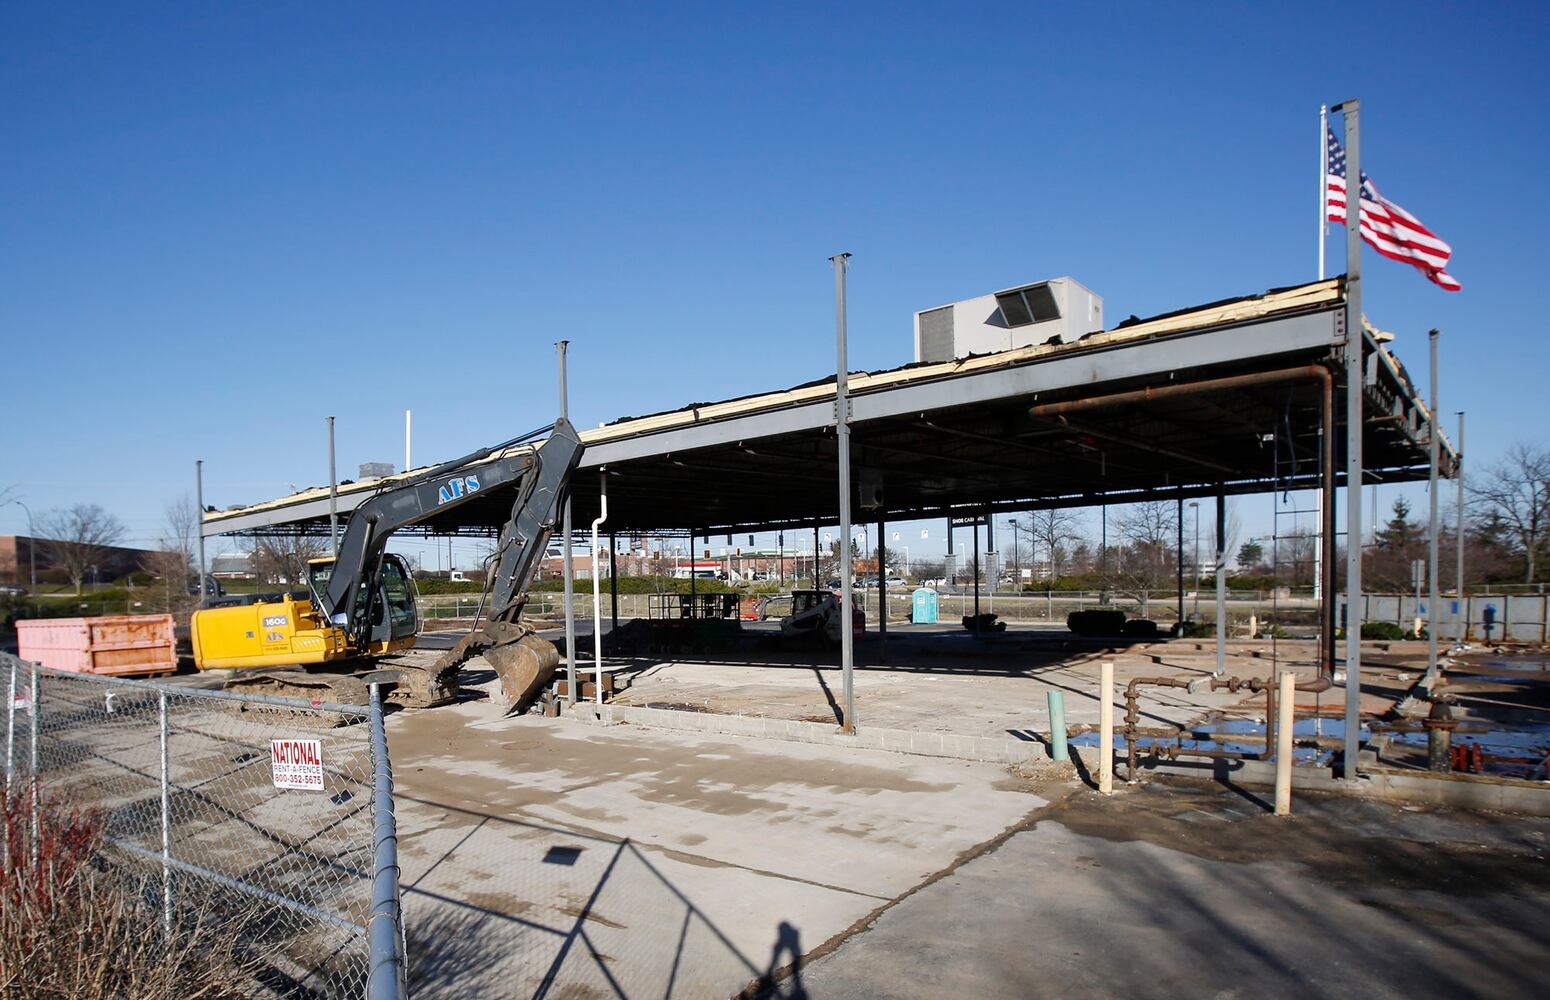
[358,462,395,480]
[913,277,1103,363]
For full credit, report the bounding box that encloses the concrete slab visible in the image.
[385,701,1049,997]
[801,778,1550,999]
[580,627,1377,745]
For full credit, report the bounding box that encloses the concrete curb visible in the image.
[564,702,1049,765]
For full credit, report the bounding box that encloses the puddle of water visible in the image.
[1195,717,1360,741]
[1477,659,1550,672]
[1068,731,1336,766]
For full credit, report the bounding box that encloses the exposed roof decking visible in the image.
[202,277,1452,538]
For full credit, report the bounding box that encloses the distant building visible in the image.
[0,535,160,587]
[210,553,256,580]
[359,462,395,480]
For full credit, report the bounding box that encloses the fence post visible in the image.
[367,683,406,999]
[159,690,173,938]
[5,657,14,793]
[29,663,39,870]
[3,657,12,874]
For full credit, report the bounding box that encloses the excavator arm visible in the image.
[321,418,583,652]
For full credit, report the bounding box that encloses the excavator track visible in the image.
[221,659,461,713]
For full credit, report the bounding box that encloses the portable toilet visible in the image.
[911,588,939,624]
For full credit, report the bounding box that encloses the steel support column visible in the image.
[1177,499,1185,627]
[1427,329,1441,682]
[1455,411,1466,644]
[877,510,887,663]
[1337,98,1364,781]
[609,532,619,632]
[1216,487,1227,675]
[832,252,856,734]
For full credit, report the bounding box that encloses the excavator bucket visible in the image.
[478,632,561,714]
[426,620,559,715]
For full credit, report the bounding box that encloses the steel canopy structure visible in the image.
[203,276,1452,542]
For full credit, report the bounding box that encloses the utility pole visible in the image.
[327,417,339,557]
[194,463,207,601]
[9,499,36,592]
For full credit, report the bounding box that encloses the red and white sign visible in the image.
[269,739,324,791]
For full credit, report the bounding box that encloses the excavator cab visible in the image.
[307,554,420,648]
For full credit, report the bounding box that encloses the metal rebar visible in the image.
[367,683,406,999]
[159,690,173,938]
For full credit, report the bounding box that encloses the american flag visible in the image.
[1326,127,1460,291]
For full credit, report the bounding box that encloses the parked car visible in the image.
[884,576,908,588]
[0,584,27,598]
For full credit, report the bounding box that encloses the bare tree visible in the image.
[1211,498,1242,571]
[1027,508,1081,580]
[37,504,126,595]
[1114,500,1178,595]
[1471,443,1550,584]
[140,497,201,618]
[252,534,328,588]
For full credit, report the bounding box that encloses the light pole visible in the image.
[1188,502,1201,616]
[8,500,36,591]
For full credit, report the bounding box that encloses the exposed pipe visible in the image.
[591,469,608,706]
[1121,673,1334,781]
[1027,365,1338,418]
[1031,364,1341,680]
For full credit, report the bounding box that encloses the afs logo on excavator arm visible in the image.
[437,475,481,506]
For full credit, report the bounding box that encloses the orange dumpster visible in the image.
[16,614,177,677]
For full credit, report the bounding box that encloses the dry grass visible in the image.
[0,789,264,1000]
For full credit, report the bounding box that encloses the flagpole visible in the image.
[1318,104,1328,280]
[1314,104,1328,606]
[1333,97,1363,783]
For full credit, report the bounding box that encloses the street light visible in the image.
[8,499,36,591]
[1188,502,1201,615]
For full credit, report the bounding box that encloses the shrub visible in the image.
[530,575,738,595]
[414,579,485,595]
[1067,609,1128,636]
[2,791,262,999]
[1122,618,1160,639]
[1360,621,1408,641]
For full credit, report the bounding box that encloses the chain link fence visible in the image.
[1,652,405,998]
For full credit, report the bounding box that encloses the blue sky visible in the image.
[2,2,1545,568]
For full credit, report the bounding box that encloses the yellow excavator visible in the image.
[191,418,584,712]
